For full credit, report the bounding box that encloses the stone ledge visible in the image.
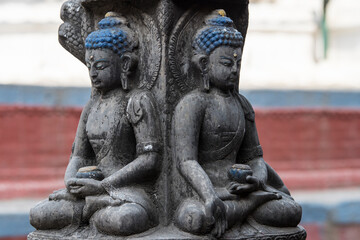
[27,224,306,240]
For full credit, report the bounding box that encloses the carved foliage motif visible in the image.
[59,0,161,90]
[59,0,92,63]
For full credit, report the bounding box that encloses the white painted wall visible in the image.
[0,0,89,87]
[241,0,360,90]
[1,0,359,90]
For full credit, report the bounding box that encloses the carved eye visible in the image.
[220,59,233,67]
[86,62,91,69]
[95,61,109,70]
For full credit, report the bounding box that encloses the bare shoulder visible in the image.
[128,89,157,106]
[237,93,255,122]
[127,90,158,125]
[175,90,208,113]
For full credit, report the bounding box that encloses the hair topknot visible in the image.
[206,16,234,27]
[85,13,136,57]
[194,9,244,55]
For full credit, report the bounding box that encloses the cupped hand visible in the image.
[205,196,228,238]
[227,175,260,195]
[67,178,105,197]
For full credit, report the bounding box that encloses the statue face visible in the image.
[85,49,121,92]
[207,46,242,92]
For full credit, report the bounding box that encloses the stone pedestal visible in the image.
[28,224,306,240]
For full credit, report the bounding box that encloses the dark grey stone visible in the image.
[29,0,306,239]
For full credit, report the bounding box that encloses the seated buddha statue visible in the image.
[172,10,302,238]
[30,13,162,236]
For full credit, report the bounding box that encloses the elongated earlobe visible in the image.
[199,56,209,91]
[121,72,128,90]
[120,54,131,91]
[202,72,209,91]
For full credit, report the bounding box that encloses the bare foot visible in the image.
[247,190,280,206]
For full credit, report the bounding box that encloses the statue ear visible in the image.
[120,54,132,73]
[192,54,210,91]
[120,54,131,91]
[192,54,208,73]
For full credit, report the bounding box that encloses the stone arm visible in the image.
[236,93,290,195]
[101,91,162,191]
[247,157,291,196]
[173,93,227,236]
[236,120,268,185]
[173,94,218,201]
[64,99,96,186]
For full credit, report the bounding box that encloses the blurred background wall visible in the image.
[0,0,359,239]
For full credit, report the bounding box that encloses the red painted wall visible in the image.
[0,106,80,198]
[256,109,360,189]
[0,106,359,198]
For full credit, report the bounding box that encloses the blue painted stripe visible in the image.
[300,201,360,225]
[0,214,34,237]
[241,89,360,108]
[0,84,359,107]
[300,203,331,224]
[331,201,360,224]
[0,84,91,107]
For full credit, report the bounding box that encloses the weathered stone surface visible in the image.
[28,0,305,239]
[28,225,306,240]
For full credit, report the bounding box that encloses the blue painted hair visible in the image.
[194,10,244,55]
[85,14,136,57]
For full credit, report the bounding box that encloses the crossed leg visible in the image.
[251,193,302,227]
[30,198,84,230]
[30,189,157,236]
[175,190,280,234]
[93,202,152,236]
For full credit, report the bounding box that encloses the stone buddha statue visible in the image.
[172,10,302,238]
[30,13,162,236]
[29,2,306,238]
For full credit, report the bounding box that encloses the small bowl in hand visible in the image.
[76,166,104,181]
[228,164,253,184]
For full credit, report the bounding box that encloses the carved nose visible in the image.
[231,65,237,74]
[90,69,98,79]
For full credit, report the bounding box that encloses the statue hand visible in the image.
[49,188,77,201]
[227,176,260,195]
[205,196,228,238]
[68,178,105,197]
[65,178,79,194]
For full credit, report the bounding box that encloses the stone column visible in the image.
[28,0,306,239]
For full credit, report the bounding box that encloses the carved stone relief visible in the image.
[28,1,306,239]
